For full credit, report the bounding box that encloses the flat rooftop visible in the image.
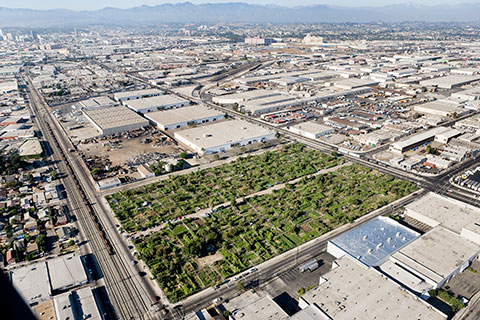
[174,119,275,149]
[47,254,87,292]
[290,121,333,134]
[300,255,446,320]
[290,304,324,320]
[380,259,432,294]
[212,89,281,104]
[18,138,42,156]
[114,88,162,99]
[404,192,480,234]
[145,105,224,126]
[82,105,148,131]
[329,216,419,267]
[53,287,101,320]
[242,94,296,107]
[237,296,289,320]
[420,75,480,88]
[79,96,116,108]
[452,86,480,97]
[333,78,379,89]
[391,127,447,150]
[10,261,51,305]
[414,101,462,113]
[124,94,189,112]
[391,226,480,284]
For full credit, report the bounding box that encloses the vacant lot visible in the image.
[107,143,342,231]
[133,164,417,302]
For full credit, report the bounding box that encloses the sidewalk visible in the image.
[177,188,426,309]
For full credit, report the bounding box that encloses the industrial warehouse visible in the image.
[53,287,101,320]
[82,105,149,135]
[389,226,480,292]
[420,75,480,89]
[123,94,191,113]
[327,216,419,267]
[145,105,225,130]
[414,100,467,118]
[10,254,89,306]
[113,88,163,102]
[390,127,454,154]
[288,121,334,139]
[297,255,447,320]
[174,119,276,154]
[5,21,480,320]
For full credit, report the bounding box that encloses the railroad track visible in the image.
[23,75,155,320]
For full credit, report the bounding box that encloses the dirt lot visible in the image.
[197,252,224,269]
[78,136,183,166]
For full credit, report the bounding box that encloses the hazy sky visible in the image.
[0,0,477,10]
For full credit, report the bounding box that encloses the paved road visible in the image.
[129,66,480,317]
[174,189,427,316]
[30,60,480,319]
[24,75,162,320]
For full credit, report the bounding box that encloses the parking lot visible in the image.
[443,260,480,299]
[261,252,336,300]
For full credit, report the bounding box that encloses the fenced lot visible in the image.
[107,143,342,232]
[131,163,417,302]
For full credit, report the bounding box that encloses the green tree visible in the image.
[237,281,245,291]
[35,234,47,250]
[50,171,58,180]
[426,145,437,155]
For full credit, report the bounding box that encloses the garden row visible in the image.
[134,164,418,302]
[107,143,342,232]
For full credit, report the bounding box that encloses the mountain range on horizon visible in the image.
[1,2,480,27]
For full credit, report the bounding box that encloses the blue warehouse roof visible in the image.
[329,216,420,267]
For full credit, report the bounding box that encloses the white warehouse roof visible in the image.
[47,254,88,292]
[299,255,446,320]
[10,262,51,306]
[53,287,101,320]
[390,226,480,285]
[236,295,289,320]
[404,192,480,234]
[420,75,480,89]
[145,105,224,128]
[174,119,275,154]
[124,94,190,113]
[289,121,334,137]
[113,88,163,100]
[391,127,448,152]
[333,78,379,90]
[78,96,116,108]
[414,101,463,117]
[212,89,281,105]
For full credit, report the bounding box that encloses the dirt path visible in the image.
[136,162,351,237]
